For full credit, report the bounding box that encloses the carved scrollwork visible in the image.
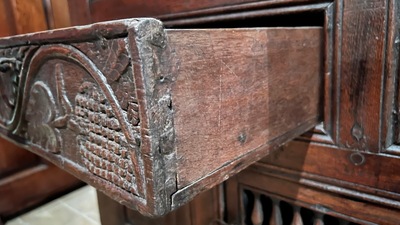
[0,47,30,126]
[18,43,144,197]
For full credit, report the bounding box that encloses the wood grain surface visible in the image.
[0,18,322,215]
[166,28,322,188]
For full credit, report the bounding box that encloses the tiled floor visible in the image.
[6,186,101,225]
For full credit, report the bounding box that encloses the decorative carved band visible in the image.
[0,47,32,128]
[75,81,139,194]
[0,18,176,215]
[12,43,145,197]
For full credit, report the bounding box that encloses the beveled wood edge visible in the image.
[251,161,400,209]
[0,18,146,48]
[126,18,177,215]
[163,3,331,27]
[158,0,330,21]
[0,11,332,216]
[0,129,150,211]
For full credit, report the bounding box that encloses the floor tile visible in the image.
[6,186,100,225]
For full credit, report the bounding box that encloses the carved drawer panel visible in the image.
[0,18,322,216]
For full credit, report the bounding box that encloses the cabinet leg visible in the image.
[97,191,127,225]
[97,185,223,225]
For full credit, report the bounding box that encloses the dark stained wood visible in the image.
[0,138,39,178]
[0,18,322,216]
[260,141,400,203]
[43,0,72,29]
[334,0,388,152]
[3,0,400,224]
[9,0,48,34]
[219,1,400,224]
[0,163,82,218]
[97,190,126,225]
[0,1,83,222]
[381,0,400,153]
[0,0,48,37]
[0,0,15,37]
[66,0,91,26]
[230,166,400,225]
[98,185,223,225]
[86,0,326,23]
[45,0,400,224]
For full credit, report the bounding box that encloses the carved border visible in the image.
[14,44,146,196]
[0,19,176,216]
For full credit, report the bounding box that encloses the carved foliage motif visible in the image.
[21,40,142,195]
[0,47,30,126]
[25,64,73,153]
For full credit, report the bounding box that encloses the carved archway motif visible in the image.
[16,44,145,197]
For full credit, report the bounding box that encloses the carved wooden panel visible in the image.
[0,18,322,216]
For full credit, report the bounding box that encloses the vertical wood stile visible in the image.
[313,213,324,225]
[251,193,264,225]
[291,206,303,225]
[270,198,283,225]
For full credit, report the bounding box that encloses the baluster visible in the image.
[251,193,264,225]
[313,213,324,225]
[242,190,250,225]
[270,198,283,225]
[291,206,303,225]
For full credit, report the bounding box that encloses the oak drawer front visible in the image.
[0,19,322,216]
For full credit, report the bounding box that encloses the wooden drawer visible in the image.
[0,18,322,216]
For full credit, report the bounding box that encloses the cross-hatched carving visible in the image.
[74,81,139,195]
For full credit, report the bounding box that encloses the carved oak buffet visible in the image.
[3,0,400,224]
